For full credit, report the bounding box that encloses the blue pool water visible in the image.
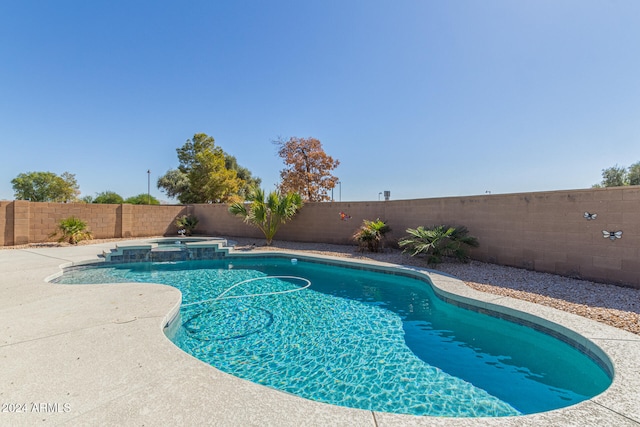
[53,257,611,417]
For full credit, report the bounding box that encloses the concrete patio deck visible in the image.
[1,241,639,426]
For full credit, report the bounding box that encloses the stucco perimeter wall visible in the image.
[193,186,639,288]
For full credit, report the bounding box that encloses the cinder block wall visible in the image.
[0,201,12,246]
[129,204,186,237]
[194,186,639,288]
[28,202,121,241]
[1,186,638,287]
[191,201,388,244]
[374,188,639,287]
[0,201,186,243]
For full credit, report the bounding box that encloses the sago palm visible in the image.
[49,217,93,245]
[352,218,391,252]
[228,188,303,245]
[398,225,479,264]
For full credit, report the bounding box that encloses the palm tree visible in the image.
[352,218,391,252]
[398,225,479,264]
[228,188,303,245]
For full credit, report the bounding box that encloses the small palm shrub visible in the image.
[50,217,93,245]
[175,214,199,236]
[398,225,479,264]
[353,218,391,252]
[228,188,304,245]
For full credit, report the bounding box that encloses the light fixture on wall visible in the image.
[584,212,597,220]
[602,230,622,241]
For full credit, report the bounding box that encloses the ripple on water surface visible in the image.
[54,259,611,417]
[174,282,520,417]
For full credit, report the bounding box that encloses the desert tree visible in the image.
[11,171,80,202]
[92,191,124,204]
[124,194,160,205]
[158,133,259,203]
[593,162,640,187]
[224,154,262,198]
[274,136,340,202]
[627,161,640,186]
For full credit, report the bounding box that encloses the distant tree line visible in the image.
[9,132,341,204]
[11,171,80,203]
[84,191,161,205]
[593,162,640,188]
[10,172,161,204]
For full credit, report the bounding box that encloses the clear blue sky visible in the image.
[1,1,638,202]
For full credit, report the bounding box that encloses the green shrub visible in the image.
[352,218,391,252]
[175,214,199,236]
[124,193,160,205]
[49,217,93,245]
[398,225,479,264]
[93,191,124,204]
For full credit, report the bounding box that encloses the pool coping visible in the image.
[1,240,639,426]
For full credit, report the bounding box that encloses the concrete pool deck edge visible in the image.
[1,241,638,426]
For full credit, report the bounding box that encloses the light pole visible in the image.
[337,181,342,202]
[147,169,150,205]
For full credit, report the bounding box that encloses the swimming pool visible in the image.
[53,256,612,417]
